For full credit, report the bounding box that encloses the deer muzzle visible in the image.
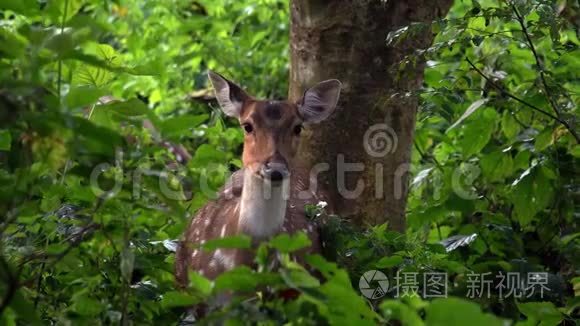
[260,161,289,182]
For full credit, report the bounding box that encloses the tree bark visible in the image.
[289,0,452,231]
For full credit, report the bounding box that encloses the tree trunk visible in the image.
[289,0,452,231]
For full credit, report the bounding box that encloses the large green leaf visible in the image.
[0,0,40,17]
[66,86,106,109]
[202,235,251,251]
[269,232,311,253]
[160,114,208,138]
[72,44,120,87]
[425,298,503,326]
[517,302,563,326]
[381,300,424,326]
[160,291,198,309]
[480,151,513,182]
[460,109,496,158]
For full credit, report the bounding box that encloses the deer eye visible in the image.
[293,125,303,136]
[242,123,254,134]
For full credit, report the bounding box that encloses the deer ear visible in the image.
[207,71,250,118]
[298,79,342,124]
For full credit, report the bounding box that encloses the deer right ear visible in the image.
[207,71,249,118]
[298,79,342,124]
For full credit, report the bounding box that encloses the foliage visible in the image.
[0,0,578,325]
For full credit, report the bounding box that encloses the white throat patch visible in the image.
[238,170,289,238]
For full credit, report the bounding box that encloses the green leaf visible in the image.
[376,255,404,268]
[190,144,228,166]
[535,128,554,152]
[510,166,553,226]
[72,44,120,87]
[381,300,424,326]
[448,98,488,131]
[269,232,311,253]
[305,254,340,279]
[0,130,12,151]
[98,98,149,117]
[280,266,320,288]
[160,114,208,138]
[0,28,28,58]
[202,235,251,251]
[517,302,563,326]
[460,109,496,158]
[426,298,503,326]
[0,0,40,17]
[66,86,106,109]
[70,295,103,316]
[302,268,379,325]
[571,145,580,158]
[46,0,83,24]
[514,150,531,171]
[480,151,513,182]
[160,291,197,309]
[214,266,278,292]
[251,30,268,47]
[188,271,213,296]
[69,116,125,155]
[501,111,520,140]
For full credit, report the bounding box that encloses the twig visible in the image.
[33,237,49,308]
[465,57,579,143]
[0,257,19,316]
[511,3,561,118]
[56,0,69,100]
[120,222,130,326]
[413,140,444,171]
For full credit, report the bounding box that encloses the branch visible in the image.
[0,257,19,316]
[465,57,579,143]
[511,3,562,119]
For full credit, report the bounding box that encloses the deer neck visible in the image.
[238,169,289,238]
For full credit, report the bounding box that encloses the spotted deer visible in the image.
[175,71,341,285]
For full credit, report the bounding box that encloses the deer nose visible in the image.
[261,162,289,182]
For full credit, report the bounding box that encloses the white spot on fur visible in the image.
[223,256,235,270]
[213,249,235,270]
[220,225,227,237]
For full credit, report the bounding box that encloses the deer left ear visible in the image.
[208,71,250,118]
[298,79,342,124]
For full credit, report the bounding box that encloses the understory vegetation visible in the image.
[0,0,578,324]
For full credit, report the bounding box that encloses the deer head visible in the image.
[207,71,341,184]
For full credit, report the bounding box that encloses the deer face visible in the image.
[208,71,341,183]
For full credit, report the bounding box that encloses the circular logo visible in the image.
[363,123,398,157]
[359,270,389,299]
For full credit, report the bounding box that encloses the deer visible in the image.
[175,71,341,288]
